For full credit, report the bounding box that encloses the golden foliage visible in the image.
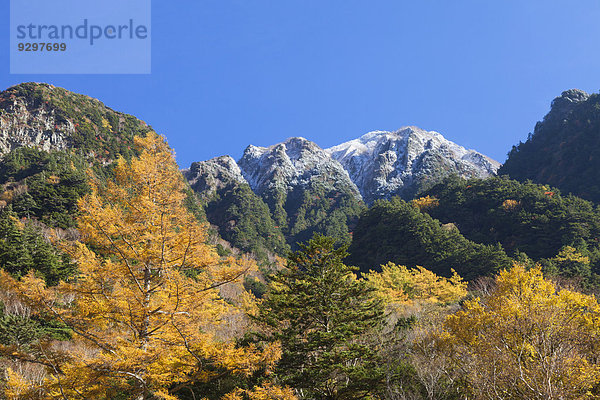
[0,133,279,399]
[46,175,60,185]
[364,262,467,307]
[222,383,298,400]
[410,195,439,211]
[555,245,590,265]
[501,199,521,211]
[444,263,600,399]
[100,117,113,131]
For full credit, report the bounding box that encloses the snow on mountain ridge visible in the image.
[187,127,500,205]
[238,136,361,198]
[326,126,500,203]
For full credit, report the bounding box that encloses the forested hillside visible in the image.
[500,89,600,202]
[346,175,600,287]
[423,176,600,261]
[346,196,511,280]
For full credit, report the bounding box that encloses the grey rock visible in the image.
[237,137,361,200]
[185,155,247,197]
[327,127,500,203]
[0,92,73,156]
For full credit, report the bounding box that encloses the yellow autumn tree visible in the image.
[364,262,467,308]
[444,264,600,400]
[364,263,467,399]
[410,195,439,211]
[0,133,282,400]
[545,245,592,281]
[222,383,297,400]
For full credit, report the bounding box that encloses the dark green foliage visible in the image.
[499,90,600,202]
[0,311,71,355]
[0,314,42,349]
[198,176,364,262]
[243,275,268,298]
[0,147,90,228]
[0,147,54,184]
[251,235,385,399]
[537,246,600,292]
[182,186,207,223]
[215,243,233,257]
[346,197,512,280]
[0,207,74,285]
[422,176,600,261]
[283,183,365,247]
[203,183,289,259]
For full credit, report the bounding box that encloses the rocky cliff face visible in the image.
[0,85,74,155]
[327,127,500,203]
[238,137,361,200]
[0,82,151,162]
[185,155,246,197]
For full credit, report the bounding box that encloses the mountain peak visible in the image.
[558,89,589,104]
[0,83,151,161]
[193,127,499,205]
[327,127,499,203]
[540,89,591,129]
[186,155,246,197]
[238,137,360,197]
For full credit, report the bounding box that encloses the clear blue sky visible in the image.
[2,0,600,168]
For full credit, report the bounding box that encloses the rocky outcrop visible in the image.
[327,127,500,203]
[238,137,361,200]
[0,82,151,162]
[0,84,74,155]
[541,89,590,128]
[185,155,246,197]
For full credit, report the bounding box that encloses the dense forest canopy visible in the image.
[500,89,600,202]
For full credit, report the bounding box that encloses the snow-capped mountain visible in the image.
[185,127,499,255]
[237,137,361,200]
[188,127,499,205]
[326,126,500,203]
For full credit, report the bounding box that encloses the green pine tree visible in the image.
[0,207,73,285]
[252,234,385,400]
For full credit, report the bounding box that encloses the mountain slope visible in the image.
[0,82,152,161]
[188,138,365,251]
[345,196,511,280]
[187,130,499,255]
[185,156,289,258]
[499,89,600,202]
[422,176,600,261]
[237,137,364,244]
[0,83,175,229]
[327,127,500,203]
